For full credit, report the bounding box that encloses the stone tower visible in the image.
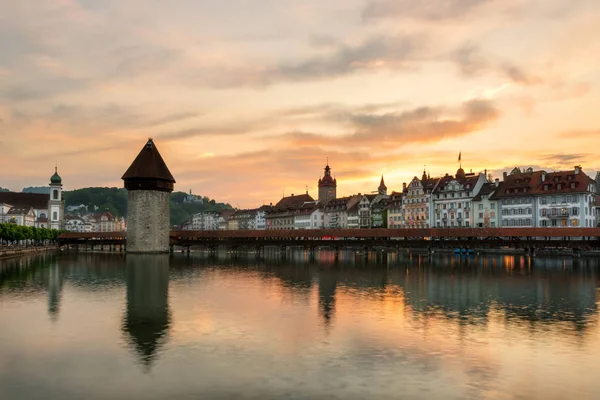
[318,162,337,204]
[49,167,64,230]
[122,139,175,253]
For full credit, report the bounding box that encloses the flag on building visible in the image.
[458,151,462,162]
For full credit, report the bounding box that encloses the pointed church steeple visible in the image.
[378,175,387,195]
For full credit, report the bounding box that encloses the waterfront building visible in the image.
[387,191,403,228]
[490,167,540,227]
[64,216,88,232]
[431,168,486,228]
[318,162,337,204]
[492,166,598,227]
[0,168,65,229]
[266,193,314,230]
[294,201,324,229]
[533,167,597,228]
[228,207,269,230]
[471,181,500,228]
[323,195,361,228]
[370,196,390,228]
[402,170,440,228]
[218,209,235,230]
[358,195,376,228]
[595,197,600,227]
[2,207,36,226]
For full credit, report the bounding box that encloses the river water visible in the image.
[1,251,600,400]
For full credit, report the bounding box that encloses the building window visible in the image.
[53,190,59,200]
[53,212,58,221]
[490,203,495,209]
[478,204,483,210]
[543,185,548,191]
[570,182,576,189]
[479,213,483,218]
[572,219,579,227]
[572,207,579,215]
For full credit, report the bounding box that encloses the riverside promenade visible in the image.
[0,245,58,260]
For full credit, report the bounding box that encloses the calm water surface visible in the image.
[1,251,600,399]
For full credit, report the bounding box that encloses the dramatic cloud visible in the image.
[450,44,542,85]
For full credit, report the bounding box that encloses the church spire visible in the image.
[378,175,387,195]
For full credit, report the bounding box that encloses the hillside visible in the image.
[63,187,232,226]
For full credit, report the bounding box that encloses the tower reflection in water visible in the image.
[122,254,171,370]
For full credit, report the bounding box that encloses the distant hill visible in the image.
[63,187,232,226]
[22,186,50,194]
[0,187,9,193]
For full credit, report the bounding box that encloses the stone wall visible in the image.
[126,190,170,253]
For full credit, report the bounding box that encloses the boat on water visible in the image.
[453,248,474,256]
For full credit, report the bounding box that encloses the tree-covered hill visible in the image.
[63,187,232,226]
[0,187,9,193]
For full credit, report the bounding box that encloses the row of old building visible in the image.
[63,211,126,232]
[182,163,600,231]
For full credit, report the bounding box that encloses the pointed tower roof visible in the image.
[122,139,176,192]
[378,175,387,191]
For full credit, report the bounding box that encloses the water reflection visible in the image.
[2,251,600,399]
[121,254,171,370]
[47,263,63,321]
[318,269,338,328]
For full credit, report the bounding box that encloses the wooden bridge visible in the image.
[57,228,600,254]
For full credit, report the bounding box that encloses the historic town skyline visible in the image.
[1,0,599,207]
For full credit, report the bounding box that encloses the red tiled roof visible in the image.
[0,192,49,209]
[276,193,314,208]
[532,169,595,195]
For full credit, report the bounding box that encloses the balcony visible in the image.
[547,212,571,219]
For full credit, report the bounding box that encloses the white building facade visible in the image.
[432,170,486,228]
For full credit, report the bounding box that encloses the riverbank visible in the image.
[0,245,59,260]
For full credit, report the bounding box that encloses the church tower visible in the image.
[378,175,387,196]
[122,139,176,253]
[49,167,63,230]
[318,161,337,204]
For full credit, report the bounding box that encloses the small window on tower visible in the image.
[53,190,59,200]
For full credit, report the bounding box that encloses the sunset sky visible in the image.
[1,0,599,207]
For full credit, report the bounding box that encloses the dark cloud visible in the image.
[450,44,542,85]
[185,34,427,88]
[272,34,426,81]
[450,44,489,76]
[541,153,589,165]
[344,98,499,145]
[362,0,494,21]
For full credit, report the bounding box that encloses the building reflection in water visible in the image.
[47,262,63,321]
[318,268,338,329]
[122,254,171,370]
